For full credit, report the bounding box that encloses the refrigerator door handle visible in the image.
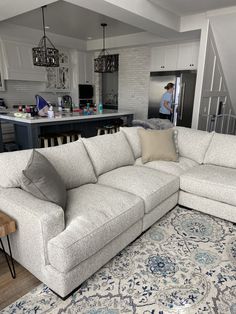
[180,82,186,121]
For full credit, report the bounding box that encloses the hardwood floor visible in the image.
[0,250,40,310]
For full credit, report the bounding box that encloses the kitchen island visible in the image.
[0,111,133,151]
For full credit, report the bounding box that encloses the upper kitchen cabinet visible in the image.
[0,41,5,91]
[150,45,178,71]
[177,42,199,70]
[78,51,93,85]
[1,40,46,81]
[150,42,199,72]
[46,49,70,91]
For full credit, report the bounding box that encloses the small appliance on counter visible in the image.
[0,98,7,109]
[35,94,49,117]
[62,95,73,112]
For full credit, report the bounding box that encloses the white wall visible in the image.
[94,46,151,119]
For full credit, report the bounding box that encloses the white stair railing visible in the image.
[201,112,236,135]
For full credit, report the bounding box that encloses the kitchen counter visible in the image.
[0,111,133,151]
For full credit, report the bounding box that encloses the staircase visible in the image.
[202,111,236,135]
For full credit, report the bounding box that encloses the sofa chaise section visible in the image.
[48,183,144,273]
[179,131,236,223]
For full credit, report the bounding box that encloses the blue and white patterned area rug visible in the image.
[3,206,236,314]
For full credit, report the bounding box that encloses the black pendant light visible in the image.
[94,23,119,73]
[32,6,59,67]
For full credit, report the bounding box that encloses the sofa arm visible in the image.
[0,188,65,274]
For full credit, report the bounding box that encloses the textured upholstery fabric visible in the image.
[179,191,236,223]
[204,132,236,169]
[138,128,178,163]
[98,166,179,213]
[48,184,144,273]
[21,150,67,208]
[143,192,178,231]
[45,221,142,297]
[0,141,97,189]
[135,156,198,177]
[120,127,142,159]
[180,165,236,206]
[82,132,135,176]
[175,127,213,164]
[0,188,64,271]
[0,149,32,188]
[38,140,97,189]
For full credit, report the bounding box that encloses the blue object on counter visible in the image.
[35,95,49,112]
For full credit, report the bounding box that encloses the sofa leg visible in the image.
[50,283,83,301]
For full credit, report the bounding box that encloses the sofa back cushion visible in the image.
[120,127,142,159]
[38,141,97,189]
[0,140,97,189]
[175,127,213,164]
[82,132,135,176]
[204,132,236,168]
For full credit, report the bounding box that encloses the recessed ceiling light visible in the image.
[87,37,92,40]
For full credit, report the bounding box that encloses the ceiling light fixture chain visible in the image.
[32,5,59,67]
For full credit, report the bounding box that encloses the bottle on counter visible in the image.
[98,103,103,114]
[48,105,55,118]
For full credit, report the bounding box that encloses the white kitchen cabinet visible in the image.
[177,42,199,70]
[46,49,70,91]
[78,51,93,84]
[150,45,178,71]
[151,42,199,72]
[1,40,46,81]
[0,41,5,91]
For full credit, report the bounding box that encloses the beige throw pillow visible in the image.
[138,128,178,163]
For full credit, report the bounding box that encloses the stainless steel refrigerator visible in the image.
[148,71,196,127]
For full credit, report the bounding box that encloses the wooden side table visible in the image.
[0,211,16,278]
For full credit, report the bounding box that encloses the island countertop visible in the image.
[0,111,134,151]
[0,111,133,124]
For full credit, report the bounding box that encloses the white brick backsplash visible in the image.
[94,46,151,119]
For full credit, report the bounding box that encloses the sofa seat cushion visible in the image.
[135,156,198,177]
[47,184,144,273]
[180,165,236,206]
[98,166,179,214]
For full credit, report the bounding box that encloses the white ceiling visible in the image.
[149,0,236,16]
[5,0,143,40]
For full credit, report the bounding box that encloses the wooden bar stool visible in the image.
[39,134,64,148]
[97,125,116,135]
[62,131,81,143]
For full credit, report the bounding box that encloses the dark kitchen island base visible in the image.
[0,112,133,151]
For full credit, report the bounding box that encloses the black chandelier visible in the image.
[94,23,119,73]
[32,6,59,67]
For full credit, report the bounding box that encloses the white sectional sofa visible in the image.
[0,126,235,298]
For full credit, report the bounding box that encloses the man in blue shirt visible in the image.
[159,82,174,120]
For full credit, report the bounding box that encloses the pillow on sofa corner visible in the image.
[138,128,178,163]
[21,150,67,209]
